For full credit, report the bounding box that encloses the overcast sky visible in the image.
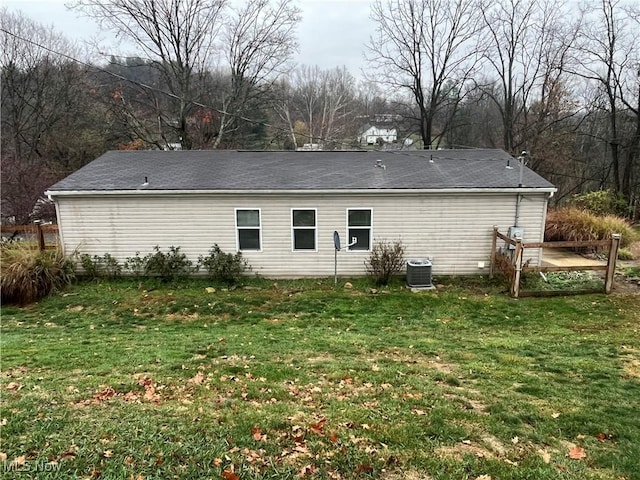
[2,0,376,76]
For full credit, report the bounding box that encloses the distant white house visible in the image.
[359,124,398,145]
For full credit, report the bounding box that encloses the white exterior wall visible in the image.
[55,192,548,277]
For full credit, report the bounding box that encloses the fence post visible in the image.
[34,221,45,252]
[489,226,498,279]
[604,233,621,294]
[510,236,523,298]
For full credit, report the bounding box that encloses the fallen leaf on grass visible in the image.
[6,382,22,391]
[568,446,586,460]
[551,412,561,418]
[138,378,160,402]
[252,426,264,441]
[310,418,326,435]
[212,458,223,467]
[328,432,339,444]
[189,372,205,385]
[90,386,117,403]
[0,452,7,462]
[10,456,26,468]
[411,409,428,416]
[222,469,240,480]
[355,464,373,474]
[103,450,113,458]
[537,449,551,464]
[511,436,519,444]
[596,432,613,442]
[59,451,77,461]
[475,476,492,480]
[297,465,317,477]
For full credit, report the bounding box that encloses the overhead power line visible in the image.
[0,27,356,149]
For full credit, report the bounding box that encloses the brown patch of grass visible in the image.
[620,347,640,380]
[381,471,432,480]
[435,442,495,460]
[443,392,489,415]
[373,350,458,374]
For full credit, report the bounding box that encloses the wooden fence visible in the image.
[489,226,621,298]
[0,223,59,251]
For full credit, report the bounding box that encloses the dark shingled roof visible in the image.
[48,149,555,192]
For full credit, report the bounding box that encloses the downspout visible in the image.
[514,152,527,227]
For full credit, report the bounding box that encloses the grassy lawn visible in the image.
[1,277,639,479]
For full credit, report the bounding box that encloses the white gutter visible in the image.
[46,187,557,197]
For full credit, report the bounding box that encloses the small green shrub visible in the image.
[365,239,406,286]
[617,248,634,261]
[79,253,122,279]
[198,244,250,285]
[124,252,146,276]
[545,207,637,249]
[572,189,631,217]
[143,246,197,281]
[1,244,75,305]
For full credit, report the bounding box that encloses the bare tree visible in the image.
[367,0,482,149]
[71,0,227,149]
[478,0,578,154]
[572,0,639,201]
[212,0,300,148]
[1,9,97,223]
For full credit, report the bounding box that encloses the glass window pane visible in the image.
[237,210,260,227]
[294,229,315,250]
[293,210,315,227]
[238,229,260,250]
[348,228,370,250]
[348,209,371,227]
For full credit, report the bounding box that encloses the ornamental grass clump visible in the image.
[545,207,637,249]
[1,243,75,305]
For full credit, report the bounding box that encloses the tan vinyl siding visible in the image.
[55,192,548,277]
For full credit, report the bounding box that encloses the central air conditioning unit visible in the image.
[406,259,433,288]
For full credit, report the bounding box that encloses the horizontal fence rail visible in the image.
[489,226,621,298]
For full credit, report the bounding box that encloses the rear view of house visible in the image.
[46,149,555,277]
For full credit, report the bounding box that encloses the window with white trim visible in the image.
[291,209,317,251]
[347,208,372,251]
[236,209,261,251]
